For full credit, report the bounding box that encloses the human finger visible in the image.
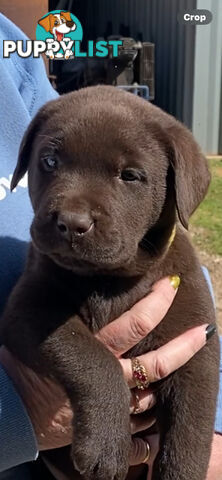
[121,323,214,387]
[130,414,156,435]
[96,276,179,356]
[130,388,156,414]
[145,434,160,480]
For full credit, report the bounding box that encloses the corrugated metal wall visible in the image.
[67,0,197,127]
[53,0,222,152]
[192,0,222,154]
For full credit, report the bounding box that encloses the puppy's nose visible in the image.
[57,211,94,239]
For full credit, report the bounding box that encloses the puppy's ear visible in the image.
[11,115,42,191]
[38,14,53,32]
[167,125,210,229]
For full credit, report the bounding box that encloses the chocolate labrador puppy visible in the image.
[0,86,219,480]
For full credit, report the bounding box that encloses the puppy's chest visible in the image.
[77,276,166,355]
[78,287,169,358]
[77,277,154,333]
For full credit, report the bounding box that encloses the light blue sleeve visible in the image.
[0,13,58,473]
[0,366,38,472]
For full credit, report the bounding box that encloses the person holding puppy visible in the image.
[0,14,221,480]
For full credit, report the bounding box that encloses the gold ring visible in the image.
[142,441,151,464]
[133,390,141,414]
[131,357,149,390]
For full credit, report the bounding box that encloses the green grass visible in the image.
[190,157,222,256]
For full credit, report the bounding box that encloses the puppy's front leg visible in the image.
[0,275,131,480]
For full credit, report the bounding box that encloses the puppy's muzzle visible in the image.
[57,210,94,240]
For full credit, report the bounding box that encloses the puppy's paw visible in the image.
[72,426,130,480]
[72,388,131,480]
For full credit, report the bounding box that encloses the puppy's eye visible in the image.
[54,21,59,25]
[120,169,142,182]
[42,156,57,172]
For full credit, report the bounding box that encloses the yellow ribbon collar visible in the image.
[168,225,176,249]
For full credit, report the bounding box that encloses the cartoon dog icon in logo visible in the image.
[38,11,76,59]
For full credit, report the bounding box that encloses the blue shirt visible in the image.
[0,14,58,475]
[0,12,221,477]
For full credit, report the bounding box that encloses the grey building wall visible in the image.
[60,0,197,126]
[55,0,222,153]
[95,0,197,127]
[192,0,222,154]
[92,0,222,153]
[219,69,222,154]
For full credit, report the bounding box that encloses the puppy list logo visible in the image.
[3,10,123,60]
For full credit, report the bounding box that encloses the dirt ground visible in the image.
[196,249,222,334]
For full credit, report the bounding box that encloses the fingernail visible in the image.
[206,324,217,341]
[169,275,180,290]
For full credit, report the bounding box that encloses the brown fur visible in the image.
[0,86,219,480]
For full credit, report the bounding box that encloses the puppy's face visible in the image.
[12,87,210,275]
[28,116,167,273]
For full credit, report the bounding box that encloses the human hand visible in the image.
[96,276,212,474]
[0,277,210,457]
